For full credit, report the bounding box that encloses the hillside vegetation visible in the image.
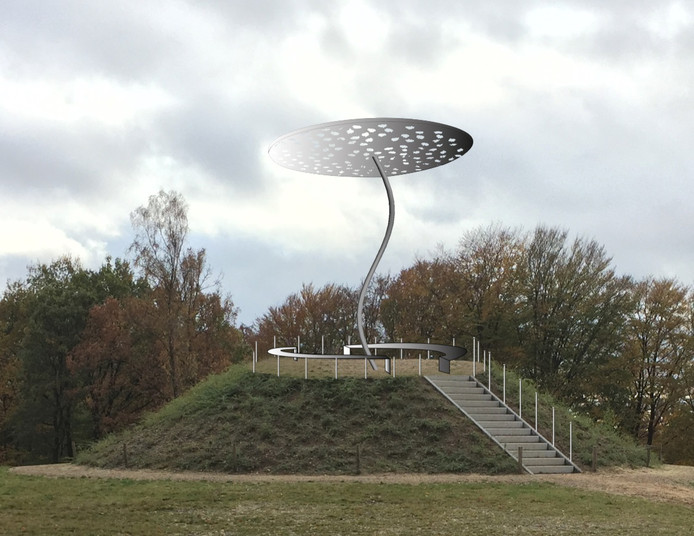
[78,364,647,475]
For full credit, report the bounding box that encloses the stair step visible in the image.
[443,387,485,394]
[477,419,524,428]
[473,414,517,422]
[465,407,509,415]
[523,457,565,466]
[503,442,549,451]
[448,394,500,406]
[429,378,472,386]
[494,435,540,443]
[516,449,559,458]
[452,399,496,407]
[450,392,494,399]
[483,427,532,436]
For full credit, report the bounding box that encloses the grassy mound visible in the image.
[78,365,518,475]
[79,363,648,474]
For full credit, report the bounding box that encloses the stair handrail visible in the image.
[468,376,581,473]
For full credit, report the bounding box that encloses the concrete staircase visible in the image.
[426,375,580,474]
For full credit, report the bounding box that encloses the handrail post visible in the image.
[503,364,506,404]
[487,352,491,392]
[275,336,279,376]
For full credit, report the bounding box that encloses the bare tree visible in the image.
[129,190,221,397]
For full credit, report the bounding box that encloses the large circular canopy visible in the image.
[268,117,473,177]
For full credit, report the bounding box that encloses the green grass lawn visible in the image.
[1,468,691,535]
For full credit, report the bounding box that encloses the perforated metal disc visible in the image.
[268,117,473,177]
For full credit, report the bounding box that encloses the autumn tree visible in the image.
[130,190,191,397]
[254,283,357,355]
[660,334,694,463]
[447,223,526,356]
[129,190,246,398]
[515,226,633,404]
[380,259,457,344]
[621,277,692,445]
[68,297,167,438]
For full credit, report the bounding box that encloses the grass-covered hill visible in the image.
[78,364,647,475]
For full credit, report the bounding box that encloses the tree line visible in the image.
[3,192,692,465]
[0,191,249,463]
[252,224,694,464]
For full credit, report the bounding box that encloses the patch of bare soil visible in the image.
[9,464,694,506]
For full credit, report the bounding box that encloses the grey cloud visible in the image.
[2,1,175,80]
[153,92,320,198]
[0,118,148,200]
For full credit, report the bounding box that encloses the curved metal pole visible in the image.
[357,156,394,369]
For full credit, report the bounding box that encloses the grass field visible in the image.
[1,467,692,535]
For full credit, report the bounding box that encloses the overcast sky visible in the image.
[2,1,693,325]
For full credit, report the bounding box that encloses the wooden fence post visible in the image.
[355,444,361,475]
[592,445,597,472]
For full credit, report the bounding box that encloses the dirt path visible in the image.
[10,463,694,506]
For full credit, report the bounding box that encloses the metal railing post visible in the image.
[503,364,506,404]
[488,352,491,392]
[275,336,279,377]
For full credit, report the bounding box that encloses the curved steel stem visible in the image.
[357,156,394,369]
